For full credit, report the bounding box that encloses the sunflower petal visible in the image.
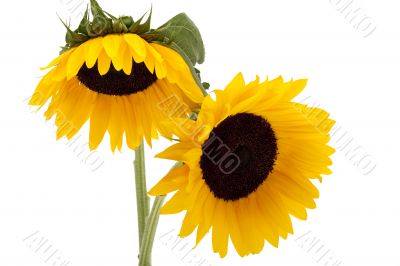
[89,94,111,150]
[66,45,86,79]
[124,34,146,62]
[212,200,229,257]
[148,165,189,196]
[102,34,121,58]
[85,38,104,68]
[97,50,111,76]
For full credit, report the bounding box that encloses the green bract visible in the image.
[59,0,205,70]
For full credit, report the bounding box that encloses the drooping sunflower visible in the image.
[149,73,335,257]
[29,0,206,151]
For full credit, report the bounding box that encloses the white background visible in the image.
[0,0,399,265]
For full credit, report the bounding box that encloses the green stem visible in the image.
[137,162,181,266]
[139,196,166,266]
[134,141,150,248]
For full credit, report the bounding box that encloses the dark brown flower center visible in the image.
[77,61,158,96]
[200,112,278,201]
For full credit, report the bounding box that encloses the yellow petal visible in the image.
[136,92,153,147]
[226,202,247,257]
[225,72,246,96]
[271,175,317,209]
[212,200,229,258]
[261,185,294,235]
[280,194,308,220]
[175,76,204,104]
[179,210,199,237]
[124,34,146,62]
[148,165,189,196]
[195,193,216,245]
[160,187,188,214]
[143,51,155,74]
[122,96,141,150]
[154,61,167,79]
[253,194,280,247]
[108,97,124,152]
[65,84,96,139]
[236,199,264,255]
[146,42,163,63]
[89,94,111,150]
[85,37,104,68]
[282,79,307,101]
[29,70,60,106]
[55,83,81,139]
[66,45,86,79]
[97,50,111,76]
[151,43,186,71]
[41,49,73,70]
[102,34,121,58]
[111,41,127,71]
[122,47,133,75]
[156,142,198,161]
[51,62,68,82]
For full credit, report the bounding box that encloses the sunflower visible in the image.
[149,73,335,257]
[29,0,206,151]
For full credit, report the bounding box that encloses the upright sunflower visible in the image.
[149,73,335,257]
[29,0,206,151]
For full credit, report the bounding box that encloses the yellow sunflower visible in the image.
[149,73,335,257]
[29,0,206,151]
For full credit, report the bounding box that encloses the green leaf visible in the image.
[128,16,143,33]
[77,6,90,35]
[136,7,152,33]
[90,0,106,18]
[59,17,89,46]
[146,13,205,65]
[121,16,134,28]
[113,19,128,33]
[88,16,112,36]
[60,46,70,55]
[104,10,117,21]
[129,8,152,34]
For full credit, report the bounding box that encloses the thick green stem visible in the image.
[139,196,166,266]
[135,143,181,266]
[134,142,150,248]
[137,162,180,266]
